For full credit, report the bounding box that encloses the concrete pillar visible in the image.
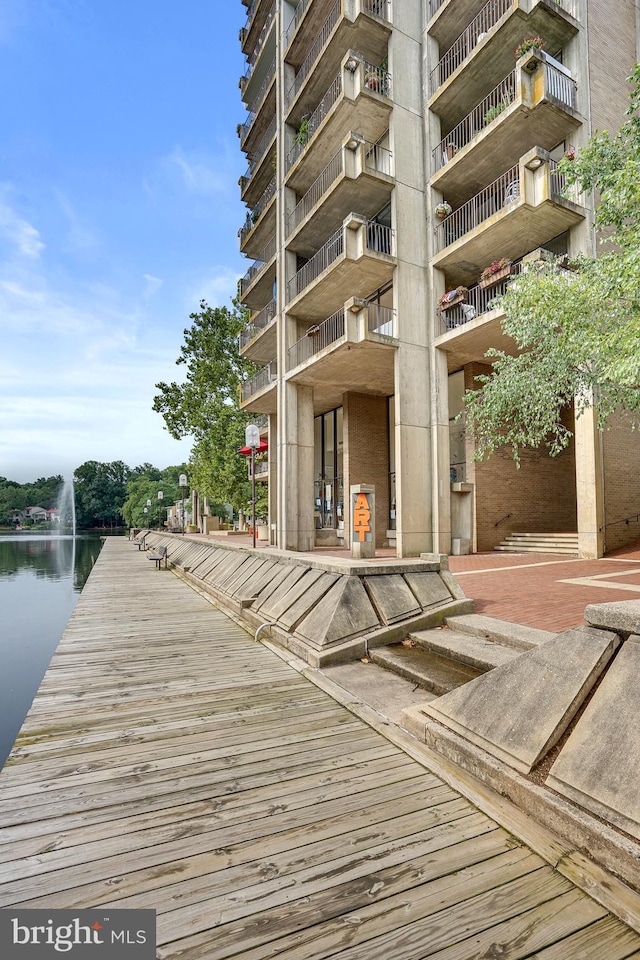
[575,406,604,559]
[277,381,315,551]
[268,412,278,544]
[431,347,452,553]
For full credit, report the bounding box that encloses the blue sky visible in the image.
[0,0,246,482]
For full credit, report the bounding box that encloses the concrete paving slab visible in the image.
[295,576,381,650]
[584,599,640,637]
[547,637,640,841]
[422,626,619,774]
[364,575,421,625]
[404,572,453,608]
[445,614,555,650]
[412,628,521,672]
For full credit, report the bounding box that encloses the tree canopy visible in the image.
[0,475,64,524]
[463,64,640,463]
[153,299,258,513]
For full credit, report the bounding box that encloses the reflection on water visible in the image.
[0,533,105,769]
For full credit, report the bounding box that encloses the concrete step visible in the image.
[444,613,555,651]
[370,644,481,697]
[494,545,579,555]
[410,626,521,673]
[495,532,579,556]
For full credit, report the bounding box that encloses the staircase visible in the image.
[370,614,555,697]
[494,532,579,556]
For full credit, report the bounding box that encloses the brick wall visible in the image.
[463,364,577,551]
[343,392,390,548]
[602,413,640,551]
[587,0,637,134]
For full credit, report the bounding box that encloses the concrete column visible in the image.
[431,347,452,553]
[277,381,315,551]
[575,406,604,559]
[268,412,278,544]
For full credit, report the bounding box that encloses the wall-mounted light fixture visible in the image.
[525,156,543,170]
[345,56,359,72]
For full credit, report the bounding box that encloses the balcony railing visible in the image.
[288,309,346,368]
[430,0,580,94]
[361,59,392,97]
[428,0,447,17]
[241,359,278,402]
[363,0,391,20]
[549,157,582,203]
[439,259,526,332]
[286,72,343,170]
[368,303,395,337]
[242,2,276,82]
[286,0,311,47]
[240,59,276,145]
[240,298,277,350]
[239,176,276,245]
[434,163,520,252]
[430,0,511,94]
[545,58,577,107]
[286,0,341,107]
[365,139,393,175]
[253,413,269,430]
[288,148,344,234]
[288,226,344,302]
[239,236,277,297]
[242,117,277,184]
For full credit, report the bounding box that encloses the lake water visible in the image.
[0,532,106,769]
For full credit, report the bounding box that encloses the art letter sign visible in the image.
[350,484,375,558]
[353,493,372,543]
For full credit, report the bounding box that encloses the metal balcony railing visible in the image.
[365,139,393,175]
[434,163,520,252]
[361,59,392,97]
[288,148,344,234]
[288,226,344,301]
[286,0,311,47]
[545,58,577,107]
[368,303,395,337]
[439,259,526,332]
[430,0,511,94]
[239,298,277,350]
[239,236,277,297]
[239,176,276,245]
[363,0,391,20]
[242,117,277,184]
[286,0,341,107]
[549,157,583,203]
[239,59,276,145]
[286,72,343,170]
[428,0,447,17]
[242,2,276,82]
[430,0,580,94]
[366,220,394,255]
[288,309,346,369]
[252,413,269,431]
[241,359,278,402]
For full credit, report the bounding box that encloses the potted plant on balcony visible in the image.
[295,117,310,147]
[365,69,381,91]
[439,286,468,311]
[484,94,511,125]
[435,200,452,220]
[479,257,513,288]
[514,36,544,59]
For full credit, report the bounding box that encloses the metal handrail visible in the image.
[549,158,583,203]
[241,360,278,402]
[363,0,391,21]
[545,59,577,108]
[368,303,395,337]
[430,0,511,94]
[288,149,344,234]
[439,260,525,332]
[434,163,520,252]
[242,2,276,81]
[365,139,393,174]
[239,298,277,349]
[285,0,311,47]
[428,0,447,17]
[243,117,277,182]
[288,309,346,369]
[366,221,394,255]
[241,59,276,142]
[287,226,344,301]
[239,236,277,297]
[286,0,340,107]
[286,72,342,170]
[239,176,276,245]
[361,59,392,97]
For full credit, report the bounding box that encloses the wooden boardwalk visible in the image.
[0,537,639,959]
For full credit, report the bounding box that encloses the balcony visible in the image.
[239,175,276,257]
[284,0,391,126]
[431,52,581,206]
[239,117,276,207]
[240,2,276,107]
[238,58,276,159]
[238,236,277,310]
[239,298,278,364]
[239,359,278,414]
[241,0,275,59]
[429,0,580,123]
[286,299,397,412]
[285,54,393,194]
[248,457,269,482]
[432,148,586,286]
[287,215,395,320]
[287,133,393,256]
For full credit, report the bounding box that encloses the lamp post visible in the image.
[157,491,164,530]
[179,474,187,534]
[145,500,151,530]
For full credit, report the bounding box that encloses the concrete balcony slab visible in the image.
[239,197,276,259]
[240,314,278,366]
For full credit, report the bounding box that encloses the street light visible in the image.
[179,473,187,535]
[157,490,164,530]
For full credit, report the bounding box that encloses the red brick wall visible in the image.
[344,392,390,548]
[464,364,577,551]
[602,413,640,551]
[587,0,636,134]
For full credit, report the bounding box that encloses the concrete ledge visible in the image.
[585,599,640,638]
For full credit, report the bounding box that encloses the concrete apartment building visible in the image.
[235,0,640,559]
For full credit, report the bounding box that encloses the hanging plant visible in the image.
[435,200,452,220]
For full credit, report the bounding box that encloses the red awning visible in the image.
[239,439,268,455]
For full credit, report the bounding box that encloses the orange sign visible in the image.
[353,492,372,542]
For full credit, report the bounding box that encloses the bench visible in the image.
[131,529,148,550]
[147,545,167,569]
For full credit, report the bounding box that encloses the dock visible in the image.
[0,537,639,958]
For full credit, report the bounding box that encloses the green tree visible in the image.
[463,65,640,463]
[74,461,131,528]
[153,299,257,512]
[120,466,187,528]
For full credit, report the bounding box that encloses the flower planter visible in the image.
[479,265,514,289]
[439,293,466,311]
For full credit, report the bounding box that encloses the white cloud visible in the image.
[186,265,242,311]
[0,194,45,258]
